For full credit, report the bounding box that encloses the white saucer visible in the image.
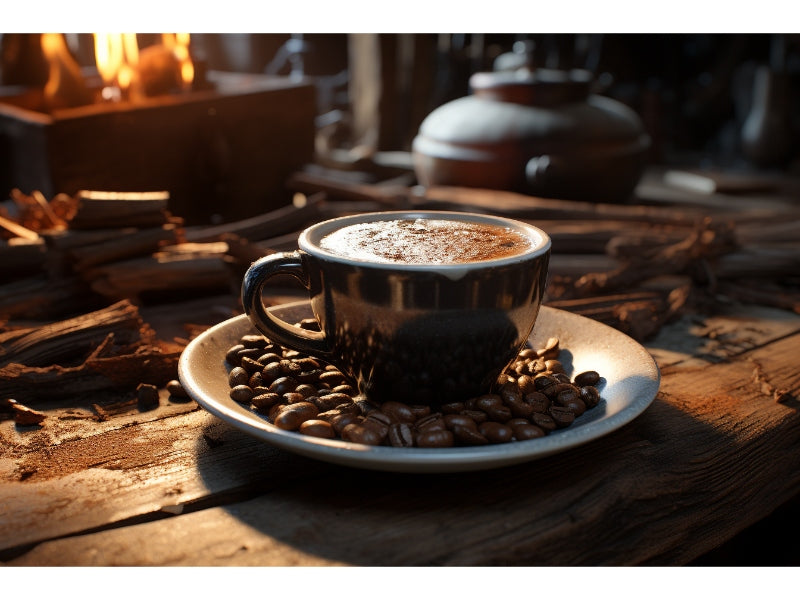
[179,301,660,473]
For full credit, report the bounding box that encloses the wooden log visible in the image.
[183,192,326,244]
[68,191,174,229]
[0,274,99,321]
[67,223,181,271]
[0,299,153,368]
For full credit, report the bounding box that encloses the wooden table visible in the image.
[2,172,800,567]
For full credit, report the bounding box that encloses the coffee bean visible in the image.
[452,424,489,445]
[524,392,550,413]
[262,362,283,382]
[440,402,465,414]
[137,383,159,409]
[230,384,254,403]
[269,376,298,395]
[531,412,557,432]
[461,409,488,424]
[240,356,265,374]
[444,413,477,430]
[341,423,383,445]
[251,392,282,414]
[388,423,415,447]
[228,366,249,388]
[549,405,576,428]
[294,383,318,398]
[574,370,601,387]
[166,380,189,398]
[416,413,446,432]
[274,402,318,431]
[478,421,513,443]
[283,392,307,404]
[381,401,416,424]
[563,396,587,417]
[512,422,546,441]
[241,334,266,348]
[225,344,245,366]
[248,371,265,389]
[580,385,601,409]
[299,419,335,439]
[416,429,455,448]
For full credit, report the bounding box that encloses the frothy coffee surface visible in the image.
[318,218,534,264]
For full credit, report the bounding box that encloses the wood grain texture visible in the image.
[3,324,798,566]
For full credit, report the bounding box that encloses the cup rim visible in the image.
[298,210,551,270]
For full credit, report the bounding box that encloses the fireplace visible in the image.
[0,34,317,225]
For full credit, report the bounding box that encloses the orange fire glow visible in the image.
[92,33,194,100]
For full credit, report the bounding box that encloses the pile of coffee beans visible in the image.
[224,318,603,447]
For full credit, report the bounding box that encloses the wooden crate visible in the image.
[0,71,317,225]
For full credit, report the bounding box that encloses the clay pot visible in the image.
[412,68,651,202]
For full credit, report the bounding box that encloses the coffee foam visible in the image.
[318,218,534,265]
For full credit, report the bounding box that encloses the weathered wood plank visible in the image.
[3,331,799,565]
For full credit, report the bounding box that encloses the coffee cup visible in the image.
[241,210,551,406]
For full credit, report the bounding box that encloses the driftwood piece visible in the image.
[83,242,235,300]
[0,345,181,402]
[0,237,47,276]
[0,299,153,368]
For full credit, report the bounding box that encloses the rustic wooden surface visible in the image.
[2,171,799,567]
[1,290,798,566]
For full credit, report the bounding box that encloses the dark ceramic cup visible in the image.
[241,210,551,406]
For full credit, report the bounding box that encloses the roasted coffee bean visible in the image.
[580,385,601,409]
[512,422,546,441]
[549,405,576,428]
[416,413,446,432]
[329,413,363,434]
[518,348,537,360]
[531,411,557,432]
[258,352,283,365]
[268,403,287,422]
[341,423,383,445]
[284,349,302,359]
[496,373,513,386]
[251,392,282,414]
[545,359,565,374]
[444,413,478,430]
[409,404,432,420]
[516,374,536,396]
[228,366,249,387]
[283,392,307,404]
[381,401,416,424]
[240,356,265,374]
[230,384,254,403]
[278,359,303,378]
[452,424,488,445]
[319,370,348,387]
[274,402,318,431]
[388,423,415,447]
[461,409,488,424]
[332,384,358,396]
[313,394,347,412]
[262,361,283,382]
[248,371,265,389]
[505,397,534,419]
[533,374,558,395]
[294,383,318,398]
[269,376,298,395]
[555,386,580,406]
[440,402,465,414]
[166,380,189,398]
[478,421,513,443]
[237,347,264,362]
[499,382,522,403]
[524,391,550,413]
[299,419,335,439]
[362,411,391,439]
[240,334,266,348]
[563,396,587,417]
[574,370,601,387]
[416,429,455,448]
[553,373,572,384]
[486,404,513,422]
[537,337,560,360]
[137,383,160,409]
[475,394,503,412]
[225,344,245,366]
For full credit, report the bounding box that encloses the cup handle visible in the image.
[241,251,331,357]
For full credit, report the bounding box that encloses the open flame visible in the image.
[91,33,194,100]
[41,33,92,109]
